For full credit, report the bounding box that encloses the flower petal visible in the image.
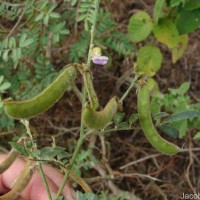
[92,56,109,65]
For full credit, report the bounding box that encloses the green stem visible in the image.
[120,74,139,102]
[37,162,53,200]
[86,0,100,69]
[20,120,53,200]
[54,1,100,199]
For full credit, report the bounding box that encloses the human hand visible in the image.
[0,154,75,200]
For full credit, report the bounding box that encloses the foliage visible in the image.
[73,149,98,176]
[128,11,153,42]
[136,45,162,77]
[150,82,200,138]
[69,9,134,62]
[0,75,14,131]
[77,0,96,31]
[76,191,128,200]
[128,0,200,76]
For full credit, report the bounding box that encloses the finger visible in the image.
[1,156,59,200]
[0,154,75,200]
[42,165,75,200]
[0,154,11,194]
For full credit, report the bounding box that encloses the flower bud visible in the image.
[91,47,102,57]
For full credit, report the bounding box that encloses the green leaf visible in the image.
[71,0,78,6]
[0,76,4,84]
[171,120,188,138]
[169,0,183,7]
[113,112,125,126]
[12,48,21,63]
[175,9,200,34]
[84,19,89,31]
[2,49,9,62]
[9,142,29,156]
[21,38,34,48]
[39,147,71,161]
[153,0,165,24]
[77,1,96,31]
[84,193,98,200]
[117,122,129,129]
[168,82,190,96]
[147,77,159,93]
[158,124,179,138]
[183,0,200,11]
[56,196,65,200]
[2,38,9,48]
[43,15,49,25]
[163,111,200,124]
[60,29,69,35]
[153,112,169,120]
[172,34,188,63]
[153,18,179,48]
[35,12,44,22]
[9,37,16,48]
[193,132,200,140]
[128,113,138,125]
[39,0,48,9]
[128,11,153,43]
[77,14,86,22]
[136,45,163,77]
[76,191,84,200]
[50,12,61,19]
[0,82,11,92]
[76,192,99,200]
[19,33,27,47]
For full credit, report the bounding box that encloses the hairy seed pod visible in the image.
[137,84,180,155]
[83,70,99,110]
[0,160,34,200]
[83,96,118,130]
[3,66,77,119]
[69,171,92,192]
[60,166,92,193]
[0,150,20,174]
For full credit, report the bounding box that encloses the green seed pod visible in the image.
[0,150,20,174]
[83,70,99,110]
[83,96,118,130]
[3,66,77,119]
[137,84,180,155]
[0,160,33,200]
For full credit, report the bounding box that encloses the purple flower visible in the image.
[92,56,109,65]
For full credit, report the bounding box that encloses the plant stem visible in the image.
[86,0,100,69]
[54,1,100,199]
[38,162,53,200]
[120,74,139,102]
[21,120,53,200]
